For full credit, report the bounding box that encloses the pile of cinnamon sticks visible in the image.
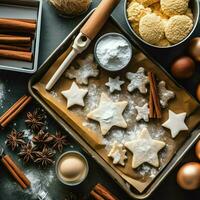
[90,183,119,200]
[0,95,32,128]
[148,72,161,119]
[1,154,30,189]
[0,18,37,62]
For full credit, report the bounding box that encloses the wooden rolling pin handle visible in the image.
[80,0,119,40]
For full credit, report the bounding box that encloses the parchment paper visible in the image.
[33,21,200,193]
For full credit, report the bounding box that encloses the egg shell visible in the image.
[177,162,200,190]
[188,37,200,62]
[196,84,200,102]
[171,56,196,79]
[195,140,200,160]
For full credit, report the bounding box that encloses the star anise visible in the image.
[25,109,44,131]
[35,147,55,167]
[32,130,53,149]
[18,142,37,163]
[52,131,68,152]
[6,129,25,151]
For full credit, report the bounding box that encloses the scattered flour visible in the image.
[50,90,58,98]
[138,165,158,178]
[23,129,33,141]
[25,169,54,199]
[0,169,55,200]
[0,82,5,107]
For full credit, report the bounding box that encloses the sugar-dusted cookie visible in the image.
[108,141,127,166]
[87,93,128,136]
[125,128,165,168]
[158,81,175,108]
[65,54,99,85]
[61,82,88,108]
[162,110,188,138]
[135,103,149,122]
[105,76,125,93]
[126,67,149,94]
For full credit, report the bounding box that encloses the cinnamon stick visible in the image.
[0,49,32,62]
[0,30,35,38]
[151,73,161,118]
[0,44,30,52]
[0,35,31,44]
[90,190,105,200]
[0,96,26,124]
[94,184,118,200]
[0,96,32,128]
[4,155,30,187]
[11,42,32,47]
[0,18,36,32]
[2,157,27,189]
[148,72,161,119]
[2,18,36,24]
[149,88,154,118]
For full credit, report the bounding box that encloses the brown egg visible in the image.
[188,38,200,62]
[177,162,200,190]
[171,56,196,79]
[196,84,200,102]
[195,140,200,160]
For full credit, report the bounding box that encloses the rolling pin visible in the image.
[46,0,119,91]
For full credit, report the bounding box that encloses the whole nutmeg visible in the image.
[171,56,195,79]
[188,37,200,62]
[177,162,200,190]
[195,140,200,160]
[196,84,200,102]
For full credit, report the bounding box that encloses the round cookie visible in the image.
[139,13,165,45]
[127,1,151,22]
[160,0,189,17]
[137,0,159,7]
[165,15,193,44]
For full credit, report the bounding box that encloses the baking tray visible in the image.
[0,0,42,73]
[28,10,200,199]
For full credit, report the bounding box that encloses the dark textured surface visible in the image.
[0,0,199,200]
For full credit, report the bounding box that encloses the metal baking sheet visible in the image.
[0,0,42,73]
[28,10,200,199]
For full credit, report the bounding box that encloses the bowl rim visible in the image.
[55,150,89,186]
[124,0,200,49]
[94,32,133,71]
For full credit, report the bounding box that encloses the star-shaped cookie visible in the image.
[125,128,165,168]
[135,103,149,122]
[87,93,128,135]
[108,141,127,166]
[158,81,175,108]
[162,110,188,138]
[126,67,149,94]
[105,76,125,93]
[61,82,88,108]
[65,54,99,85]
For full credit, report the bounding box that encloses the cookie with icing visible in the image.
[105,76,125,93]
[108,141,127,166]
[65,54,99,85]
[162,110,188,138]
[126,67,149,94]
[135,103,149,122]
[125,128,165,168]
[61,82,88,108]
[158,81,175,108]
[87,93,128,136]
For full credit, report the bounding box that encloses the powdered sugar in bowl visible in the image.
[94,33,132,72]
